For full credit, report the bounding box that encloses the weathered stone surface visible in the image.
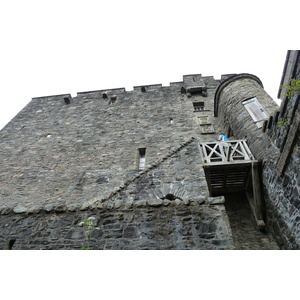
[0,68,296,250]
[208,196,225,205]
[123,226,138,238]
[0,75,214,212]
[65,229,85,240]
[0,206,235,250]
[216,68,300,249]
[27,205,42,214]
[114,200,123,209]
[148,198,163,207]
[44,204,54,212]
[13,205,27,214]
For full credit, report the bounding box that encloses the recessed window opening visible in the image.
[193,102,204,111]
[191,91,202,96]
[242,97,269,127]
[109,96,117,104]
[169,118,173,124]
[102,93,108,99]
[138,148,146,170]
[141,87,146,92]
[186,86,207,97]
[64,97,70,105]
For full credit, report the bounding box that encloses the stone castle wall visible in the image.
[0,75,222,211]
[0,74,237,249]
[262,132,300,249]
[261,53,300,249]
[0,204,233,250]
[1,66,297,250]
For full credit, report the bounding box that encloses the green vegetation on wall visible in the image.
[281,78,300,99]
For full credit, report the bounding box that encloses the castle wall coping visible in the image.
[183,73,202,78]
[169,81,184,87]
[133,84,162,90]
[77,87,126,95]
[32,93,72,100]
[220,74,237,80]
[28,73,234,101]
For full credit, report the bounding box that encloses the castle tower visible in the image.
[0,65,293,249]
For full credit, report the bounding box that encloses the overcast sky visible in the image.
[0,1,296,131]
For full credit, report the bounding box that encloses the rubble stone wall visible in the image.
[1,75,237,250]
[0,204,234,250]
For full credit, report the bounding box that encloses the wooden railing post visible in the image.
[251,161,265,229]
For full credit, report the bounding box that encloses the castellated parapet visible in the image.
[0,66,296,250]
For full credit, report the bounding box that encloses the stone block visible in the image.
[13,205,27,214]
[44,204,54,212]
[123,226,138,238]
[65,229,85,239]
[208,196,225,205]
[148,198,163,207]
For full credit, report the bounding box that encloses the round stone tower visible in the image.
[214,73,279,161]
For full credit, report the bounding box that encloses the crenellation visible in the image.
[31,93,73,100]
[169,81,184,87]
[77,87,126,96]
[133,84,162,91]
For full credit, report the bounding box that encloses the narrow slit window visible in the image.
[242,97,269,127]
[138,148,146,170]
[7,239,16,250]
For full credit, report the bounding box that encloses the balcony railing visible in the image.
[199,139,255,165]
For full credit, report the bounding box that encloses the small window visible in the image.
[193,102,204,111]
[109,96,117,104]
[138,148,146,170]
[242,97,269,127]
[64,97,70,105]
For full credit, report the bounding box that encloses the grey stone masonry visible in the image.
[261,52,300,249]
[0,204,234,250]
[0,74,238,249]
[0,70,288,250]
[0,75,221,212]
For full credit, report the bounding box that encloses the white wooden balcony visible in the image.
[199,139,265,229]
[199,139,255,165]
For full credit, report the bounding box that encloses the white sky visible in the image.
[0,0,297,131]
